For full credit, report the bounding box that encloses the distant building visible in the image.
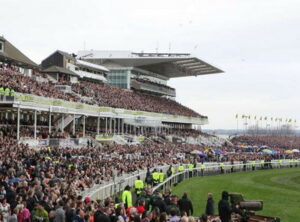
[0,36,37,75]
[41,50,109,83]
[77,50,223,97]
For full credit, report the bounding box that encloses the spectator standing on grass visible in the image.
[178,193,193,216]
[205,193,214,216]
[218,191,231,222]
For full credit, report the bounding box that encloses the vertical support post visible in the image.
[109,117,112,135]
[114,118,116,135]
[17,106,20,140]
[83,115,86,137]
[34,110,37,139]
[48,110,51,136]
[73,113,76,136]
[105,117,108,135]
[61,114,64,132]
[97,116,100,135]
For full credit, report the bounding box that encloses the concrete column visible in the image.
[109,117,112,134]
[105,117,108,135]
[17,107,20,140]
[61,114,64,132]
[48,111,51,136]
[83,115,86,137]
[73,114,76,136]
[34,110,37,139]
[97,116,100,135]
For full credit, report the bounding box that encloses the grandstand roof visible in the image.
[42,65,79,76]
[0,36,38,68]
[77,50,223,78]
[76,59,109,72]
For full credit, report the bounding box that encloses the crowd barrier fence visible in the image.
[81,159,300,200]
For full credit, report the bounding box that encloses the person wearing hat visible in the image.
[218,191,231,222]
[122,185,132,209]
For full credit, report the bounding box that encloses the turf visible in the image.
[171,168,300,222]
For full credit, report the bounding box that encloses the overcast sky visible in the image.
[1,0,300,129]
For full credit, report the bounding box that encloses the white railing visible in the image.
[81,159,300,200]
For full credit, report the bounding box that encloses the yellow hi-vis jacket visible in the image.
[152,172,160,183]
[188,163,194,171]
[178,165,184,172]
[122,190,132,208]
[201,163,206,169]
[171,167,175,175]
[159,172,164,183]
[4,88,10,96]
[134,179,144,194]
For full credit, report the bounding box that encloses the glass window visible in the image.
[0,42,3,52]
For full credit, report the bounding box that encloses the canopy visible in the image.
[214,149,222,154]
[292,149,300,153]
[285,150,293,154]
[191,150,201,154]
[262,149,272,154]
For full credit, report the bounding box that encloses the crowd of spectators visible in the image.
[0,65,203,118]
[71,80,202,117]
[0,67,81,103]
[0,124,299,221]
[231,135,300,149]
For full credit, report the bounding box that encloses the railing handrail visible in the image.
[82,159,300,200]
[153,159,300,192]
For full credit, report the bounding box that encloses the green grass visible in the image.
[171,168,300,222]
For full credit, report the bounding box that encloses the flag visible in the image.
[260,117,263,121]
[248,115,251,120]
[264,117,267,121]
[271,117,273,121]
[235,114,238,119]
[254,116,257,120]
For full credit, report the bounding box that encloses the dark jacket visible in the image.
[94,212,110,222]
[178,197,193,216]
[153,198,167,213]
[218,191,231,222]
[205,197,214,216]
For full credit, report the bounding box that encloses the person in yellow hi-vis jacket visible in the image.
[152,169,160,186]
[134,176,144,197]
[0,86,4,97]
[159,169,164,183]
[4,88,10,96]
[178,163,184,182]
[122,185,132,209]
[201,162,206,177]
[188,162,194,178]
[220,162,224,174]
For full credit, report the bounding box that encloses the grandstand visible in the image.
[0,38,223,145]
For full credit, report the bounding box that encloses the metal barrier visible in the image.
[153,159,300,193]
[81,159,299,200]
